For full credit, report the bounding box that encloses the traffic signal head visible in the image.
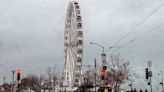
[101,70,104,76]
[101,70,105,80]
[103,66,107,70]
[145,68,148,79]
[17,69,21,81]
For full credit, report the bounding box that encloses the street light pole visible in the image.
[90,42,121,92]
[158,71,164,92]
[3,77,6,84]
[90,42,107,90]
[90,42,105,54]
[12,70,15,83]
[162,72,164,92]
[94,58,97,92]
[147,61,152,92]
[12,70,15,92]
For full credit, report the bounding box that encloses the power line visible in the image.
[106,2,164,52]
[112,22,164,53]
[85,2,164,66]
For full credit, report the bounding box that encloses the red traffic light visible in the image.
[101,70,105,76]
[17,69,21,74]
[17,69,21,81]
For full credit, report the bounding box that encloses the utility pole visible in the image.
[12,70,15,92]
[150,75,152,92]
[90,42,107,92]
[158,71,164,92]
[3,77,6,84]
[94,58,97,92]
[147,61,152,92]
[90,42,120,92]
[12,70,15,83]
[128,83,133,92]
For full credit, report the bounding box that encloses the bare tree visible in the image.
[27,74,41,91]
[52,74,58,92]
[106,54,137,92]
[52,65,58,92]
[20,77,31,90]
[47,67,53,92]
[38,74,45,91]
[46,65,58,92]
[18,74,45,92]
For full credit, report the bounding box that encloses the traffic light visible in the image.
[145,68,148,79]
[103,66,107,70]
[17,69,21,81]
[101,70,105,80]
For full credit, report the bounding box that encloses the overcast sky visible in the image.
[0,0,164,90]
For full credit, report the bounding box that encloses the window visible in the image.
[76,65,81,70]
[74,2,78,5]
[77,49,82,54]
[65,43,68,47]
[77,16,81,21]
[76,10,80,14]
[77,57,81,63]
[65,36,68,40]
[75,79,78,82]
[77,23,82,29]
[76,5,79,9]
[77,31,82,37]
[65,30,68,34]
[77,40,82,45]
[75,74,80,77]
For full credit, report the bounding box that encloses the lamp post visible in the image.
[90,42,120,54]
[90,42,107,91]
[158,71,164,92]
[12,70,15,92]
[147,61,152,92]
[90,42,106,70]
[12,70,15,83]
[90,42,105,54]
[90,42,120,91]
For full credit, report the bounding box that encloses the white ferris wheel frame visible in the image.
[64,1,83,88]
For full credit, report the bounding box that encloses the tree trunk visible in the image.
[115,82,118,92]
[54,84,56,92]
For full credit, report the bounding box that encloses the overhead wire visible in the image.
[106,2,164,52]
[112,22,164,53]
[84,2,164,68]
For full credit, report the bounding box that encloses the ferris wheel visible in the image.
[64,1,83,88]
